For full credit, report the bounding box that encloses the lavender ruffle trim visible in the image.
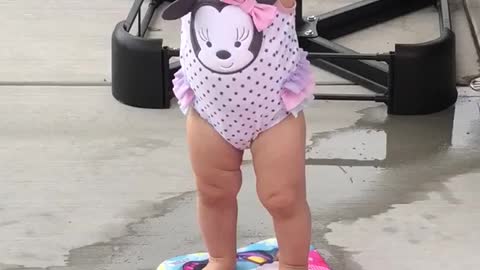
[280,49,315,117]
[172,68,195,115]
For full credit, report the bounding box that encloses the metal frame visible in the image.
[298,0,457,115]
[111,0,457,115]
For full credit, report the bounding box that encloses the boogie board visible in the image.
[157,238,330,270]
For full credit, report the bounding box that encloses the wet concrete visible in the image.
[309,94,480,269]
[0,86,479,270]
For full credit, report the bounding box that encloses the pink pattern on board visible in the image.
[308,250,330,270]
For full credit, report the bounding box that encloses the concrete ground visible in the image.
[1,1,480,270]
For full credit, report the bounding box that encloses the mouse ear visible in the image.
[162,0,197,20]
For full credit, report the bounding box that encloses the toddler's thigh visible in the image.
[251,113,306,196]
[186,109,244,184]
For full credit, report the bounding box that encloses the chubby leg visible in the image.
[186,109,244,270]
[251,112,311,270]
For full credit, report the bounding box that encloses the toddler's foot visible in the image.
[274,251,308,270]
[203,257,236,270]
[278,264,308,270]
[257,261,307,270]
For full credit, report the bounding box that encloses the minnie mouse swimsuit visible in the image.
[167,0,314,150]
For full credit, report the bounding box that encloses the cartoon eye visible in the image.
[198,28,212,48]
[235,27,250,47]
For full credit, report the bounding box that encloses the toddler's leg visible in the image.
[251,112,311,270]
[186,110,244,270]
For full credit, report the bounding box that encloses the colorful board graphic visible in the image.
[157,238,330,270]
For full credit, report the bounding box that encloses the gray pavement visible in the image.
[1,86,479,270]
[0,0,132,83]
[1,1,480,270]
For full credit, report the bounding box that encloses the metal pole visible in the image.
[314,93,387,103]
[307,52,392,62]
[140,1,159,37]
[138,7,142,37]
[124,0,145,32]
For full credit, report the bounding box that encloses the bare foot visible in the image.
[202,257,236,270]
[275,251,308,270]
[278,264,308,270]
[275,250,281,261]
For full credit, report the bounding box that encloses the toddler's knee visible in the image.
[199,187,235,206]
[197,173,241,206]
[260,191,300,219]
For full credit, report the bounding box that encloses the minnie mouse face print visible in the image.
[190,1,263,74]
[162,0,278,74]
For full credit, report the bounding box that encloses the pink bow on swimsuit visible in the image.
[221,0,277,31]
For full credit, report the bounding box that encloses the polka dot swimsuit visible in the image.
[172,0,314,150]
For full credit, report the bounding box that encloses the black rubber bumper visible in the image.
[111,21,173,109]
[389,29,458,115]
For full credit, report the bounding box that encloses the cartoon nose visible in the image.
[216,50,231,60]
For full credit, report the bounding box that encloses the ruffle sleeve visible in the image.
[172,68,195,115]
[280,49,315,117]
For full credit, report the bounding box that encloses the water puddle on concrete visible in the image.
[305,95,480,269]
[2,93,479,270]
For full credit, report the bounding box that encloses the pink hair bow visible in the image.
[221,0,277,31]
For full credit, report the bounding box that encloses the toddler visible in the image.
[163,0,314,269]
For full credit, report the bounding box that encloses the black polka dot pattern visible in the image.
[176,10,309,150]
